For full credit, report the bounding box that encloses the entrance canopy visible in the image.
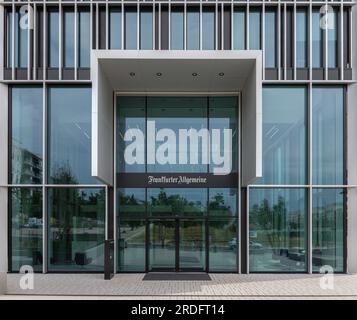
[91,50,262,186]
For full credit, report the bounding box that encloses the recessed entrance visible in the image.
[116,95,239,273]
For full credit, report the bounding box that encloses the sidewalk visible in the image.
[2,273,357,299]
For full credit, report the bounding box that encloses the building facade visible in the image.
[0,0,357,278]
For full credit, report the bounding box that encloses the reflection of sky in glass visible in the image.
[49,87,97,184]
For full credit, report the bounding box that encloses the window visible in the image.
[328,7,338,68]
[125,8,137,49]
[312,87,344,185]
[11,188,43,272]
[312,9,322,68]
[233,8,245,50]
[296,9,307,68]
[249,9,261,50]
[187,8,200,50]
[259,87,307,185]
[48,86,96,184]
[78,9,90,68]
[11,86,43,184]
[48,188,105,272]
[202,8,215,50]
[48,9,59,68]
[171,8,184,50]
[6,9,12,67]
[140,9,153,49]
[249,188,307,272]
[109,7,122,49]
[265,9,276,68]
[63,8,75,68]
[312,189,344,272]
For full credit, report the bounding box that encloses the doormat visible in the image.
[143,273,211,281]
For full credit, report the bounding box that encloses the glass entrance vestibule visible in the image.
[116,96,240,272]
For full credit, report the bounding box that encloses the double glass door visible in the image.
[149,219,206,272]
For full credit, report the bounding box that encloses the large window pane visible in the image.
[209,188,237,218]
[209,219,237,272]
[78,10,90,68]
[48,87,96,184]
[296,9,307,68]
[147,97,207,173]
[312,10,322,68]
[14,10,28,68]
[259,87,307,185]
[249,10,261,50]
[140,9,153,49]
[328,8,338,68]
[312,189,344,272]
[118,220,146,271]
[125,9,137,49]
[233,9,245,50]
[116,96,146,173]
[148,188,207,217]
[312,87,344,185]
[48,9,59,68]
[187,9,200,50]
[265,10,276,68]
[48,188,105,272]
[6,9,12,67]
[171,9,184,50]
[202,9,215,50]
[109,7,122,49]
[118,188,146,219]
[11,86,43,184]
[11,188,42,272]
[249,188,307,272]
[64,9,75,68]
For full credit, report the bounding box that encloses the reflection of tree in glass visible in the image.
[51,163,78,184]
[208,193,233,219]
[250,196,287,253]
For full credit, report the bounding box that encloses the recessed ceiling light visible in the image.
[129,72,136,77]
[219,72,225,76]
[156,72,162,77]
[192,72,198,77]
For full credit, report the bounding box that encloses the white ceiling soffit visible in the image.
[91,50,262,186]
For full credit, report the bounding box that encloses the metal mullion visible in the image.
[90,2,93,52]
[137,2,139,50]
[238,92,242,274]
[96,3,99,51]
[152,1,155,50]
[121,1,124,50]
[11,2,14,80]
[168,1,171,50]
[350,6,352,69]
[293,2,297,80]
[113,94,117,273]
[106,0,109,50]
[284,3,286,80]
[199,2,202,51]
[27,0,31,80]
[246,185,250,274]
[231,2,233,51]
[42,83,47,274]
[221,3,223,50]
[246,2,249,49]
[59,2,62,80]
[74,2,78,79]
[159,3,161,50]
[278,1,281,79]
[340,2,344,80]
[262,2,265,79]
[215,1,218,50]
[308,82,313,274]
[33,3,37,80]
[105,185,108,240]
[309,2,312,80]
[43,3,46,80]
[325,1,328,80]
[184,2,187,50]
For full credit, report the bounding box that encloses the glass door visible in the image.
[149,220,176,271]
[179,220,206,271]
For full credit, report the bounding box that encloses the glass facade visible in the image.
[249,188,307,272]
[11,86,43,184]
[3,1,351,275]
[48,188,105,272]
